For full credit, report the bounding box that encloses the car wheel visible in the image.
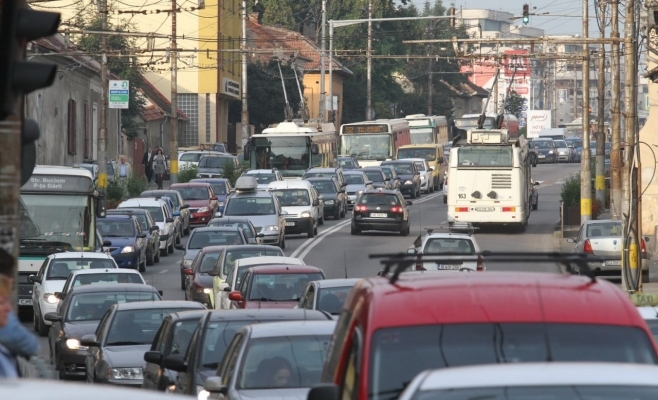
[532,199,538,210]
[181,274,186,290]
[350,224,360,235]
[168,240,174,254]
[307,223,315,238]
[443,195,447,204]
[146,248,155,266]
[37,308,49,337]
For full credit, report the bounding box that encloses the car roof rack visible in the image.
[370,252,603,284]
[234,176,258,192]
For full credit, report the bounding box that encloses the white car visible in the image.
[407,158,435,194]
[242,168,284,190]
[214,256,304,310]
[118,197,176,256]
[28,252,118,337]
[408,223,484,272]
[397,363,658,400]
[178,150,227,170]
[269,180,325,238]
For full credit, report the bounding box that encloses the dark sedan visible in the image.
[107,208,161,266]
[380,160,421,198]
[306,177,346,220]
[351,189,412,236]
[45,284,163,380]
[167,309,333,396]
[184,246,226,307]
[97,215,148,271]
[207,216,261,244]
[533,139,558,163]
[142,310,209,392]
[362,167,392,190]
[82,300,206,386]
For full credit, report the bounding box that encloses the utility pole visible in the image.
[595,0,607,207]
[427,58,433,115]
[319,0,326,122]
[240,0,249,151]
[169,0,179,184]
[494,68,499,112]
[573,63,578,119]
[328,20,334,125]
[98,0,108,190]
[581,0,592,224]
[366,0,373,120]
[610,0,622,219]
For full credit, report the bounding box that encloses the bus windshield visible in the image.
[19,194,93,253]
[455,117,495,129]
[341,134,390,160]
[253,136,309,178]
[409,128,434,144]
[457,147,513,167]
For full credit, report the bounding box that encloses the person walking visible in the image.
[114,155,133,182]
[153,148,167,190]
[142,146,153,183]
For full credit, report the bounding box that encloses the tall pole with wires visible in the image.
[169,0,179,184]
[595,0,607,207]
[240,0,249,151]
[580,0,592,225]
[366,0,373,120]
[610,0,622,218]
[98,0,108,191]
[319,0,326,121]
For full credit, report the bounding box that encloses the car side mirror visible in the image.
[54,292,64,300]
[208,270,218,276]
[567,238,576,243]
[138,233,147,238]
[44,312,62,322]
[228,291,244,301]
[407,248,417,254]
[80,334,99,347]
[175,244,185,250]
[28,275,41,284]
[103,240,112,247]
[144,351,163,365]
[166,217,175,223]
[366,181,373,186]
[307,383,340,400]
[162,354,187,373]
[406,201,413,206]
[338,189,346,194]
[205,376,228,394]
[180,204,190,209]
[414,171,420,175]
[281,210,289,216]
[150,226,159,232]
[158,290,164,296]
[223,286,232,292]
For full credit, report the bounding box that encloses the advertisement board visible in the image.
[526,110,552,138]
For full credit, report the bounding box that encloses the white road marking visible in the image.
[159,269,169,274]
[290,219,352,259]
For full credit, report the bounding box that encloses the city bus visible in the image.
[245,120,337,179]
[455,113,520,139]
[339,119,411,167]
[447,130,532,231]
[18,165,106,309]
[405,114,449,144]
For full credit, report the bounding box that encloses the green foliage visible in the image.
[502,90,527,119]
[124,175,149,198]
[222,161,250,186]
[177,164,199,183]
[519,126,527,138]
[260,0,295,27]
[106,181,125,202]
[561,174,581,207]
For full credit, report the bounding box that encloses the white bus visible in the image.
[18,165,106,308]
[245,120,337,179]
[405,114,449,144]
[339,119,411,167]
[447,130,532,231]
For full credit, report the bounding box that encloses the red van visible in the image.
[311,271,658,400]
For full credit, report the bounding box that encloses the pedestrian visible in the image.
[0,248,39,378]
[199,143,206,151]
[142,146,153,183]
[153,148,167,190]
[114,155,133,181]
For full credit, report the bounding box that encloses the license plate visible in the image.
[437,264,461,270]
[370,213,387,218]
[538,155,546,158]
[605,260,622,266]
[475,207,495,212]
[18,299,32,306]
[285,222,295,226]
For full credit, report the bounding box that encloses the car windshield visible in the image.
[368,324,657,400]
[533,141,554,149]
[249,174,276,185]
[237,335,331,389]
[175,187,209,201]
[359,194,400,206]
[225,197,276,216]
[199,157,233,169]
[555,140,568,147]
[66,291,159,322]
[170,320,200,356]
[423,238,475,254]
[339,158,357,168]
[188,230,244,249]
[411,386,658,400]
[457,147,513,167]
[222,249,284,275]
[70,273,144,288]
[249,273,324,301]
[398,148,436,161]
[567,139,582,147]
[213,222,254,238]
[200,320,253,369]
[273,189,310,207]
[385,163,413,175]
[46,258,117,280]
[105,308,195,346]
[138,207,164,223]
[317,286,354,314]
[304,171,337,181]
[143,193,180,208]
[364,171,385,182]
[97,219,135,237]
[180,153,202,162]
[198,253,221,273]
[345,175,365,184]
[210,183,227,195]
[379,167,395,179]
[131,215,149,230]
[413,162,426,171]
[311,181,337,194]
[586,222,621,237]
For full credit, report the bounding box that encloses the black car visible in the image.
[143,310,209,392]
[96,215,148,271]
[184,246,226,307]
[306,177,346,220]
[532,139,558,163]
[206,216,261,244]
[380,160,421,198]
[302,166,347,189]
[45,283,163,380]
[351,189,413,236]
[107,209,161,266]
[361,167,392,190]
[140,190,191,236]
[379,165,401,191]
[166,309,333,396]
[337,155,360,170]
[82,300,206,386]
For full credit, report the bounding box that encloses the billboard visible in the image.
[526,110,552,138]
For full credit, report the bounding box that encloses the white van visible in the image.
[268,180,324,238]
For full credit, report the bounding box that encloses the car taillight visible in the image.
[390,206,403,213]
[455,207,469,212]
[502,207,516,212]
[354,205,368,212]
[583,239,593,254]
[641,238,647,253]
[477,255,485,271]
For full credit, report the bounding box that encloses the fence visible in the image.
[17,356,58,379]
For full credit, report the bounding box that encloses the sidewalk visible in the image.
[553,220,658,295]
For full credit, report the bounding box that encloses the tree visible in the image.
[502,90,527,119]
[73,3,145,140]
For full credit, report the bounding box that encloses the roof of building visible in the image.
[247,15,353,76]
[138,75,188,121]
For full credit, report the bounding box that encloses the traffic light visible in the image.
[449,7,456,28]
[522,4,530,25]
[0,0,60,184]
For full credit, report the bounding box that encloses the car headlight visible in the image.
[301,211,311,218]
[182,259,193,268]
[121,246,135,253]
[107,367,143,380]
[405,180,412,185]
[197,387,210,400]
[197,207,209,213]
[43,293,58,304]
[263,225,279,231]
[548,150,554,154]
[65,339,88,350]
[167,384,177,393]
[325,200,334,204]
[357,190,363,196]
[196,288,212,294]
[420,175,426,180]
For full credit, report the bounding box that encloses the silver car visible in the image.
[343,170,374,209]
[203,321,336,400]
[554,140,575,163]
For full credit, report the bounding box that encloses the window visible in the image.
[84,102,90,159]
[178,93,198,147]
[67,99,77,155]
[205,93,211,143]
[341,331,362,400]
[219,333,244,386]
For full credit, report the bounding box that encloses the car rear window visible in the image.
[412,386,658,400]
[586,222,621,237]
[364,171,384,182]
[369,323,657,400]
[359,194,400,206]
[66,291,160,322]
[249,273,324,301]
[189,230,244,249]
[345,175,365,184]
[423,238,474,254]
[180,153,201,162]
[72,273,144,288]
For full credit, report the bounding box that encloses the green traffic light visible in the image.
[522,16,529,24]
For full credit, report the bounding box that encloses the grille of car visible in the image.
[491,174,512,189]
[188,208,199,214]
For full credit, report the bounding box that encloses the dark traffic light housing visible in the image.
[522,4,530,25]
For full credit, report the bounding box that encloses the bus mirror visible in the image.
[243,143,251,161]
[97,197,107,218]
[311,144,320,155]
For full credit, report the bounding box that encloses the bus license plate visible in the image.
[370,213,387,218]
[437,264,461,270]
[605,260,621,266]
[18,299,32,306]
[285,222,295,226]
[475,207,495,212]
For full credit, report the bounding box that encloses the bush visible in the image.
[561,173,581,207]
[125,175,149,198]
[177,164,199,183]
[222,160,250,186]
[106,181,124,202]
